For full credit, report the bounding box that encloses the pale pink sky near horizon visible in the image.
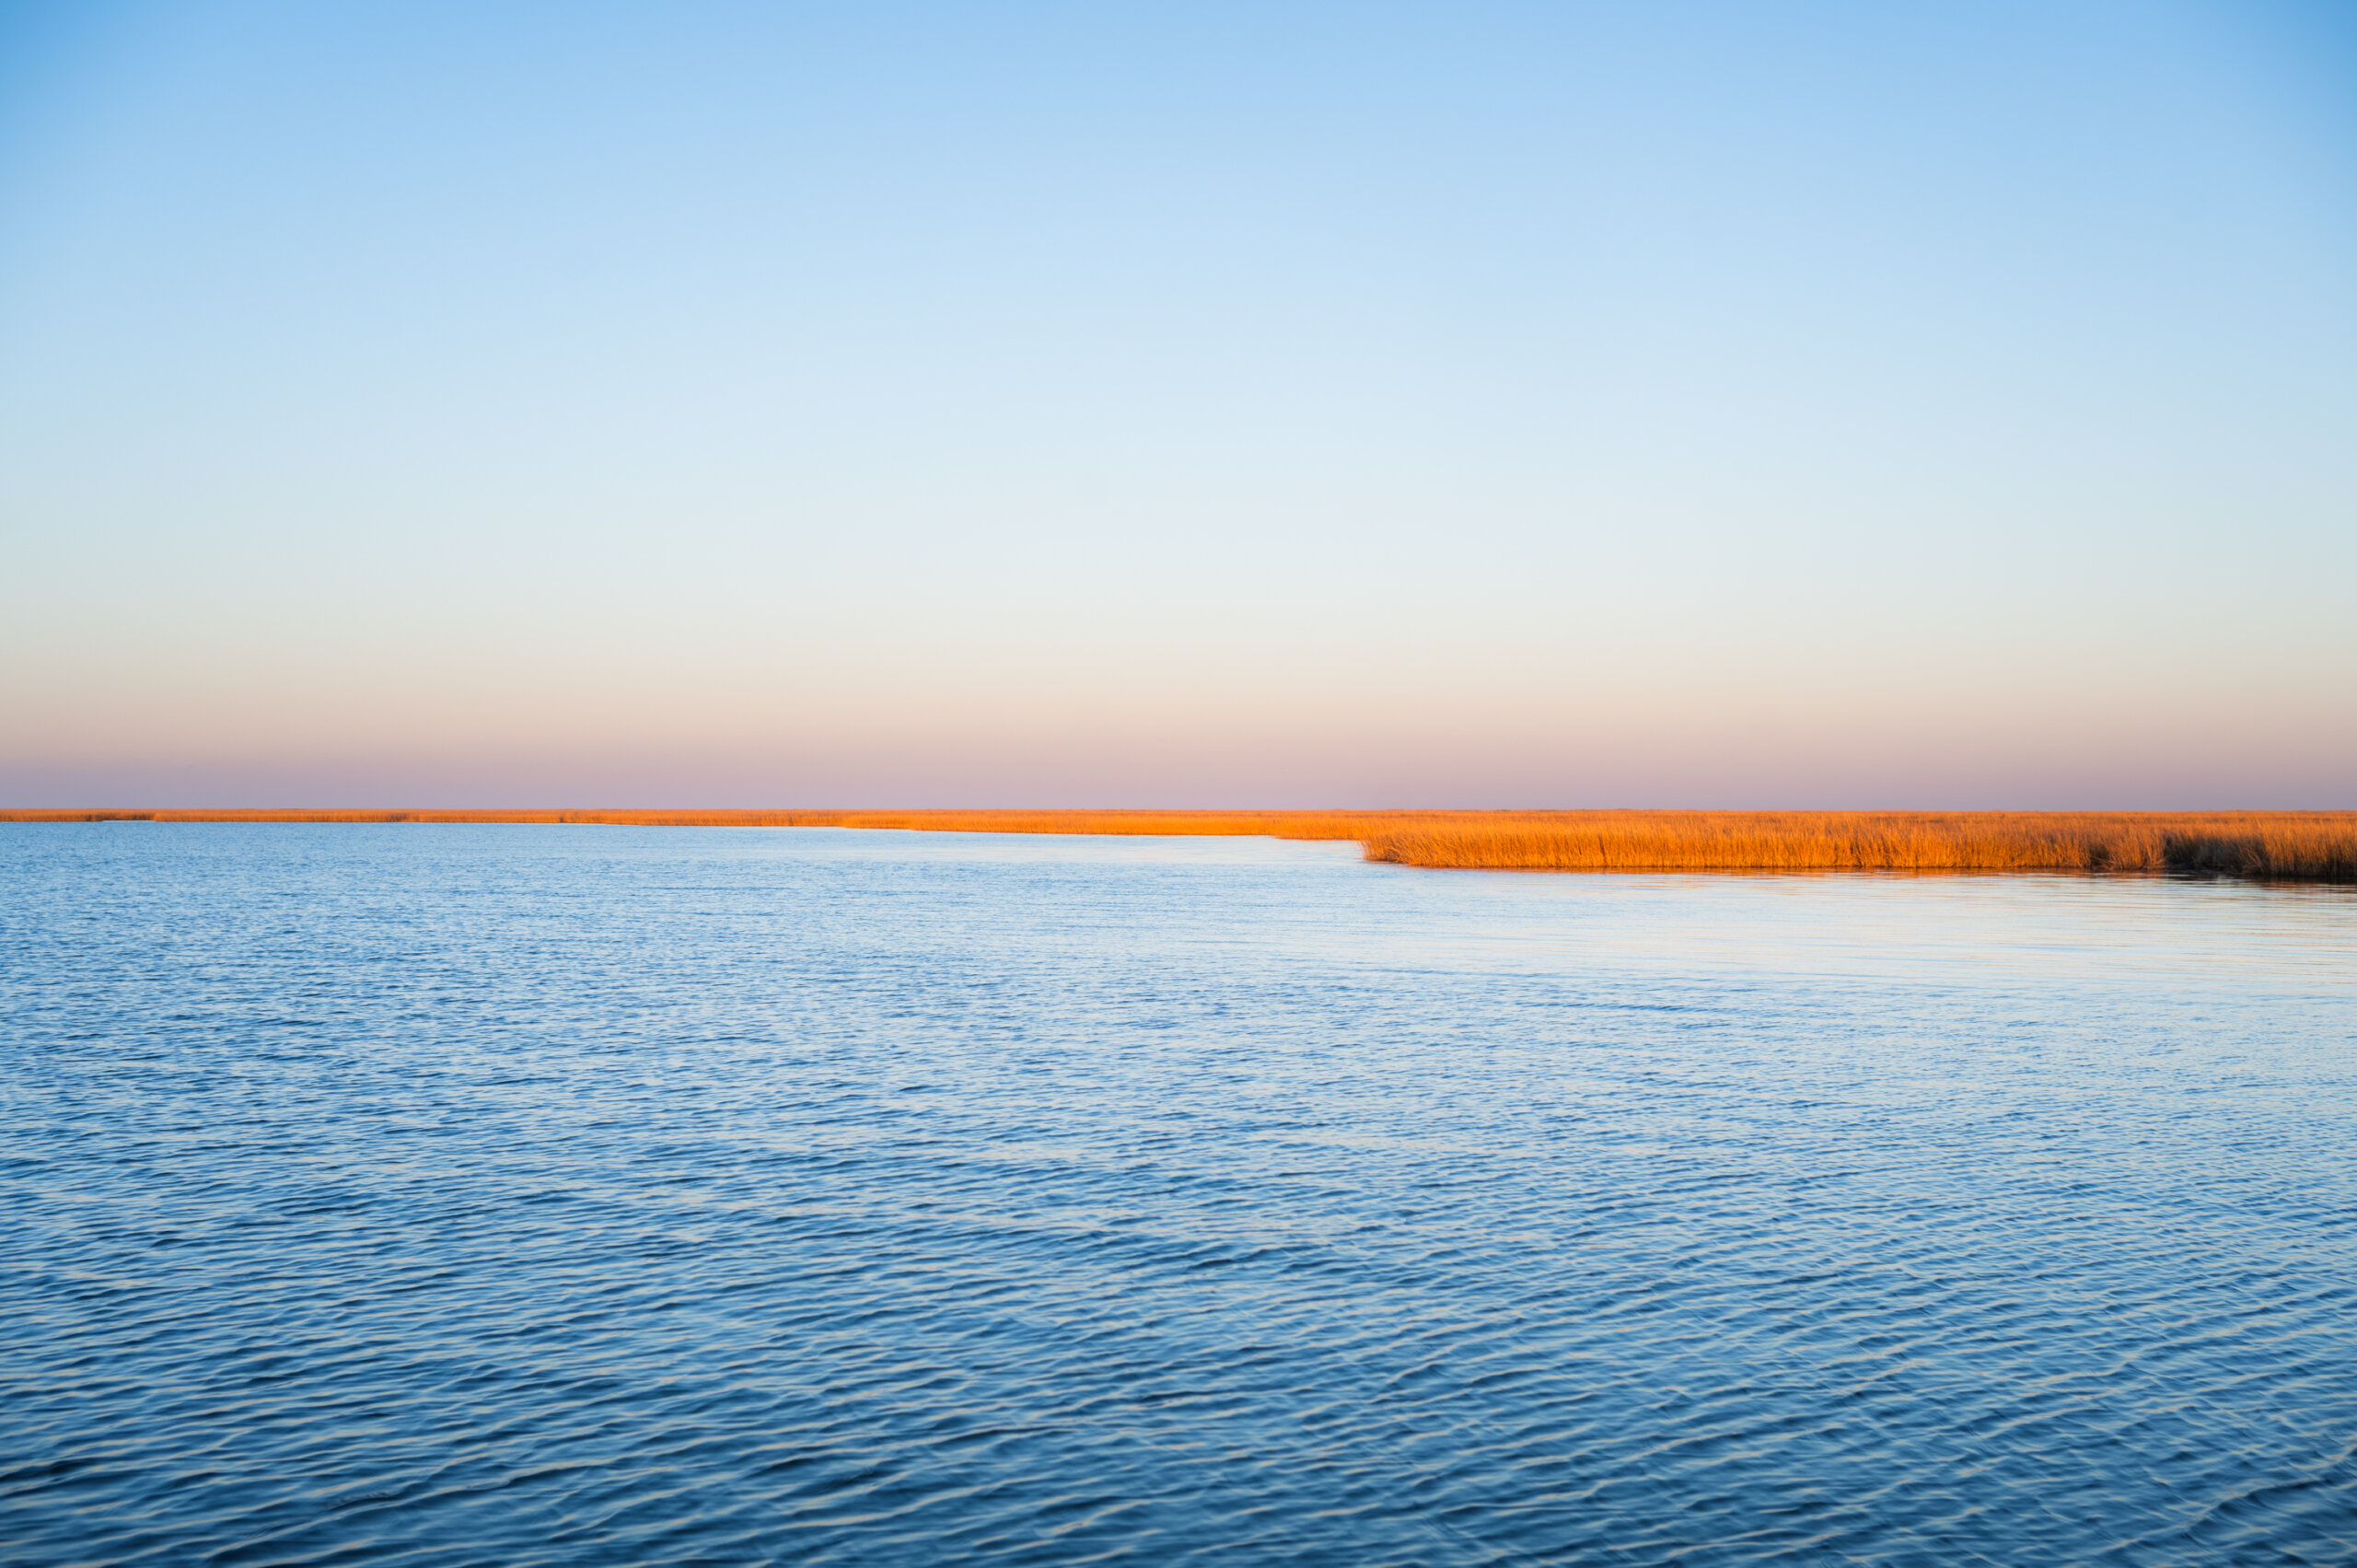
[7,630,2349,807]
[6,3,2354,808]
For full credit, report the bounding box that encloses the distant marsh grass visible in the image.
[8,807,2352,882]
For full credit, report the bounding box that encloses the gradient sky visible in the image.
[4,1,2352,807]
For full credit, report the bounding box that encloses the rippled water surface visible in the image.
[6,824,2355,1565]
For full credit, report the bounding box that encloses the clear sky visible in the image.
[3,1,2352,807]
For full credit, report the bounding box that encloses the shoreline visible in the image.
[5,807,2353,882]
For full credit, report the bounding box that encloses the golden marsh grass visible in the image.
[6,807,2352,881]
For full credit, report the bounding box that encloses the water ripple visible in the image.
[3,824,2353,1564]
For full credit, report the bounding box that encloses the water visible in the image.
[5,824,2353,1566]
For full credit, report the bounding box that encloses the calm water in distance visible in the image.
[5,824,2354,1565]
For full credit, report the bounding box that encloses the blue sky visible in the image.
[3,1,2352,806]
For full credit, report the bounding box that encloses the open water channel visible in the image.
[4,824,2352,1564]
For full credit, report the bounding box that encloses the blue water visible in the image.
[5,825,2354,1566]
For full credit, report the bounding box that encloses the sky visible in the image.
[3,1,2352,807]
